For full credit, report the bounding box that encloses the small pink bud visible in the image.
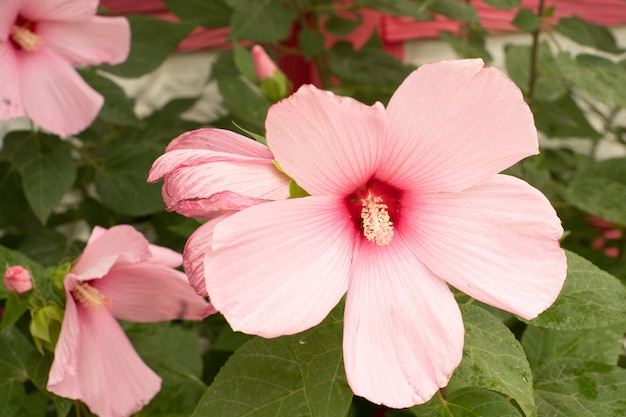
[252,44,279,82]
[3,265,33,293]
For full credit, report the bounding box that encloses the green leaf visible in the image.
[101,15,194,78]
[1,132,76,224]
[94,141,165,216]
[534,359,626,417]
[233,42,257,83]
[17,228,83,268]
[429,0,479,23]
[454,305,535,417]
[324,14,362,36]
[298,29,326,60]
[354,0,432,20]
[511,8,541,32]
[522,324,624,370]
[409,386,524,417]
[532,93,599,138]
[439,29,492,63]
[555,17,623,54]
[0,328,31,417]
[163,0,232,28]
[564,158,626,225]
[482,0,521,9]
[192,304,351,417]
[80,71,139,126]
[1,294,30,332]
[530,250,626,330]
[226,0,296,42]
[0,162,39,231]
[555,53,626,108]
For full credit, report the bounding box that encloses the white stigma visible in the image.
[10,25,42,52]
[361,193,394,246]
[72,281,112,309]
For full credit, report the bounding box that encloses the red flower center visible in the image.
[347,179,402,246]
[10,17,41,52]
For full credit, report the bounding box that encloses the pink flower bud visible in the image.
[252,44,279,82]
[3,265,33,293]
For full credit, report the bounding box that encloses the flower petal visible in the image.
[0,44,24,120]
[205,197,357,337]
[48,282,161,417]
[0,1,20,37]
[183,215,234,297]
[38,16,130,66]
[20,48,102,136]
[380,59,538,193]
[72,225,151,281]
[93,264,210,322]
[164,128,274,158]
[20,0,97,22]
[344,236,464,408]
[146,243,183,268]
[266,84,388,196]
[404,174,566,320]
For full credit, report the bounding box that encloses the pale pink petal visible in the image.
[92,263,210,322]
[266,84,388,196]
[380,59,538,193]
[344,236,464,408]
[252,44,278,81]
[403,174,566,320]
[20,48,102,136]
[146,243,182,268]
[48,296,161,417]
[0,1,20,37]
[38,16,130,66]
[205,197,357,337]
[0,44,24,120]
[183,214,235,297]
[164,128,273,158]
[19,0,97,22]
[72,225,151,281]
[156,157,290,218]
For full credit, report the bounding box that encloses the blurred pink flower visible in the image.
[47,225,211,417]
[252,44,279,82]
[198,59,567,407]
[3,265,32,293]
[148,128,291,220]
[0,0,130,136]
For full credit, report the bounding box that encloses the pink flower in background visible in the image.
[148,128,290,295]
[47,225,211,417]
[3,265,32,293]
[198,59,567,407]
[0,0,130,136]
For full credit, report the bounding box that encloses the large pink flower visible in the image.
[195,59,567,407]
[0,0,130,136]
[47,225,211,417]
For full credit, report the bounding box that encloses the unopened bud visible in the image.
[3,265,33,293]
[252,45,291,102]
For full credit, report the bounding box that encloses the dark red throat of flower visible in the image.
[347,180,402,246]
[10,17,41,52]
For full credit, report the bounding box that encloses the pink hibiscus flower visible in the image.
[192,59,567,407]
[0,0,130,136]
[47,225,211,417]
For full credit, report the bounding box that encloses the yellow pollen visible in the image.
[361,193,394,246]
[10,25,42,52]
[71,281,112,309]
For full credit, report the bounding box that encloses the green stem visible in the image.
[527,0,546,104]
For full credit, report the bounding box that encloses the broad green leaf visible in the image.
[532,94,600,138]
[325,14,362,36]
[163,0,232,28]
[192,304,350,417]
[18,228,83,268]
[233,42,256,83]
[555,17,623,54]
[564,158,626,225]
[534,359,626,417]
[354,0,432,20]
[511,8,540,32]
[0,294,30,333]
[1,132,76,224]
[454,305,535,417]
[439,29,492,63]
[0,328,31,417]
[409,387,523,417]
[101,15,194,78]
[522,324,624,370]
[0,380,23,417]
[482,0,521,9]
[0,162,39,231]
[429,0,479,24]
[94,141,165,216]
[556,53,626,108]
[227,0,295,42]
[298,29,326,60]
[126,322,206,416]
[530,251,626,330]
[80,71,139,126]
